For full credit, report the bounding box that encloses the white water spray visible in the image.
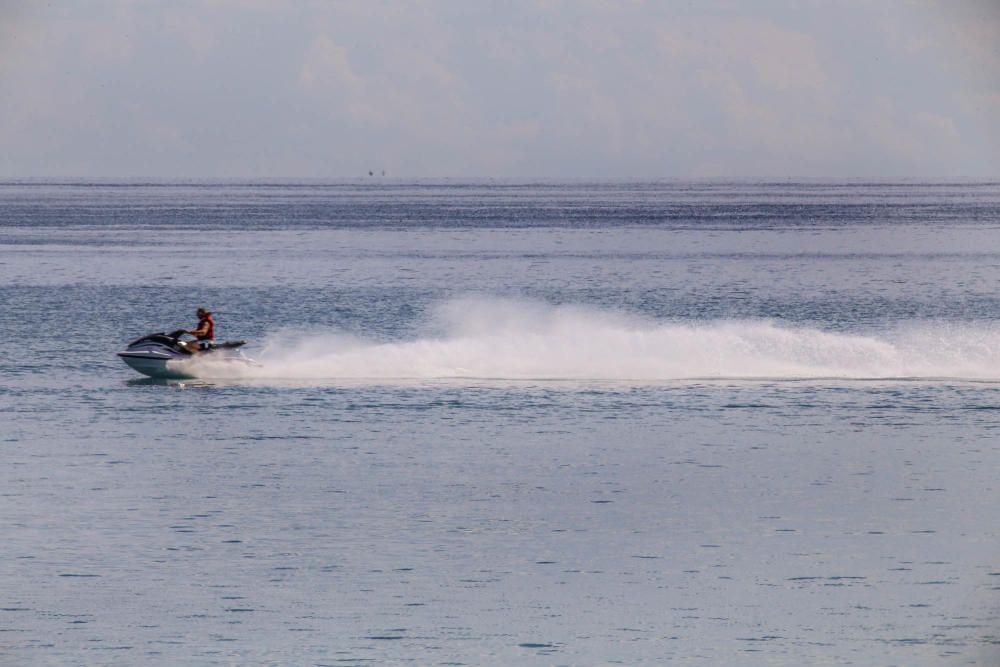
[190,298,1000,382]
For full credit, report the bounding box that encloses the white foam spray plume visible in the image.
[191,298,1000,383]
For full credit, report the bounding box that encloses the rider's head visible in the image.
[197,307,208,318]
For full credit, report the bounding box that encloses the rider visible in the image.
[183,307,215,353]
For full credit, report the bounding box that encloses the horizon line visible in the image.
[1,175,998,185]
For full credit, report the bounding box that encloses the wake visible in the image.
[190,298,1000,383]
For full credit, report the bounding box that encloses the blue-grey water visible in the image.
[2,180,1000,665]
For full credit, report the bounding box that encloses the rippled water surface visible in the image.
[2,180,1000,665]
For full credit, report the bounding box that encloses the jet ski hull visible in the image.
[118,352,199,379]
[117,332,252,379]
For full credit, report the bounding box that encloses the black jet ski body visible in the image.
[117,330,251,379]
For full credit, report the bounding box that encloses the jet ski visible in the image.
[118,329,253,379]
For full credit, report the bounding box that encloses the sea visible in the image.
[1,179,999,666]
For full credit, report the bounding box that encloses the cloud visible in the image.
[299,35,362,96]
[659,17,829,93]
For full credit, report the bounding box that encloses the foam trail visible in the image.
[191,298,1000,383]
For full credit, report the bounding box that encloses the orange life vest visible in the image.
[197,313,215,341]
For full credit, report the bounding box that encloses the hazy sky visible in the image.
[1,1,997,178]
